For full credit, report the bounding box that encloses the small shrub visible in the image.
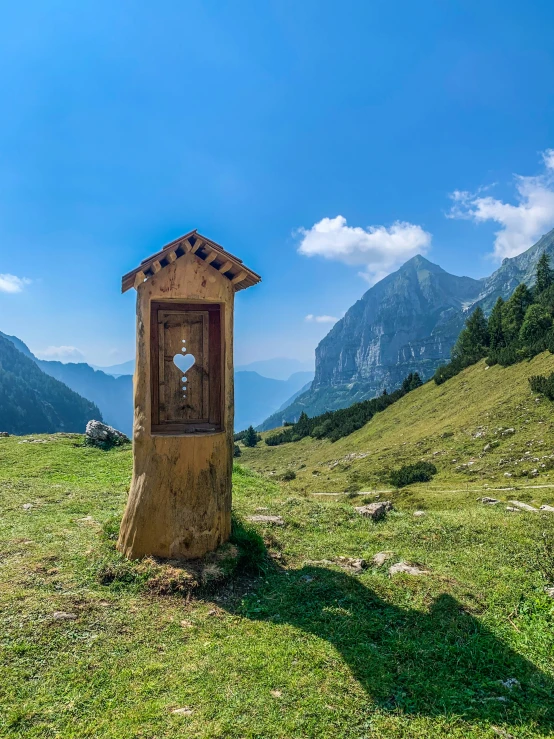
[390,461,437,488]
[230,515,268,575]
[101,516,120,543]
[233,443,242,457]
[281,469,296,481]
[529,372,554,400]
[243,426,261,447]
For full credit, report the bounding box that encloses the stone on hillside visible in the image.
[502,428,516,436]
[478,497,499,505]
[413,510,426,517]
[540,505,554,513]
[52,611,78,620]
[505,506,521,513]
[0,432,9,437]
[354,501,393,521]
[389,561,430,576]
[22,503,33,510]
[504,472,513,478]
[171,707,193,715]
[545,587,554,599]
[85,420,129,448]
[335,556,367,573]
[509,500,539,512]
[247,515,285,526]
[372,551,394,566]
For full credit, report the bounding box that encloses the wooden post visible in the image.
[117,251,235,560]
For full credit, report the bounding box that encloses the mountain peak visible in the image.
[402,254,444,272]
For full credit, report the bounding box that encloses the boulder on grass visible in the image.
[389,561,430,576]
[355,501,393,521]
[85,420,129,449]
[508,500,539,513]
[247,515,285,526]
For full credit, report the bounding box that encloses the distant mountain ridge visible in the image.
[234,370,314,430]
[260,228,554,429]
[0,332,133,434]
[91,359,135,377]
[0,333,313,433]
[236,357,314,380]
[0,333,100,435]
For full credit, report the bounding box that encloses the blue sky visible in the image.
[1,0,554,367]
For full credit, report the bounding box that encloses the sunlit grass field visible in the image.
[2,352,554,738]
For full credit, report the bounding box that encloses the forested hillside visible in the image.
[0,334,100,434]
[266,228,554,429]
[435,253,554,384]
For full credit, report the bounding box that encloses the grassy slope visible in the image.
[241,352,554,504]
[0,357,554,737]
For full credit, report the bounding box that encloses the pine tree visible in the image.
[243,425,259,447]
[536,252,553,294]
[452,306,489,363]
[402,372,423,392]
[410,372,423,389]
[519,303,553,345]
[488,296,505,350]
[503,283,533,342]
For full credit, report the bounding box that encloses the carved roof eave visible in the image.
[121,230,261,293]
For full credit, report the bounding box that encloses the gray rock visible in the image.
[85,420,129,448]
[22,503,33,510]
[372,551,394,566]
[52,611,78,620]
[0,431,9,437]
[335,557,367,573]
[413,510,426,517]
[509,500,539,512]
[505,506,521,512]
[247,515,285,526]
[545,587,554,598]
[540,505,554,513]
[502,428,516,436]
[478,497,499,505]
[389,561,430,576]
[354,501,393,521]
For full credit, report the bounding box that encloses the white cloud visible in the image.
[448,149,554,260]
[297,215,431,284]
[0,274,31,293]
[35,346,86,363]
[305,314,338,324]
[542,148,554,170]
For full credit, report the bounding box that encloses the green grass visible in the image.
[241,352,554,501]
[1,363,554,736]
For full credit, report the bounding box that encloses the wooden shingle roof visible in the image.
[122,230,261,293]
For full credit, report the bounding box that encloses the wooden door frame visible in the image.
[150,301,224,435]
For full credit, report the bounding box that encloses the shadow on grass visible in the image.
[229,565,554,730]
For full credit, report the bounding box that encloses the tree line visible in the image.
[262,371,423,446]
[434,252,554,385]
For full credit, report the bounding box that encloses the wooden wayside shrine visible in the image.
[117,230,261,560]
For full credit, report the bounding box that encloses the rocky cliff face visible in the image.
[259,228,554,430]
[313,255,481,394]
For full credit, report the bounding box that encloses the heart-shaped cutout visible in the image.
[173,352,196,374]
